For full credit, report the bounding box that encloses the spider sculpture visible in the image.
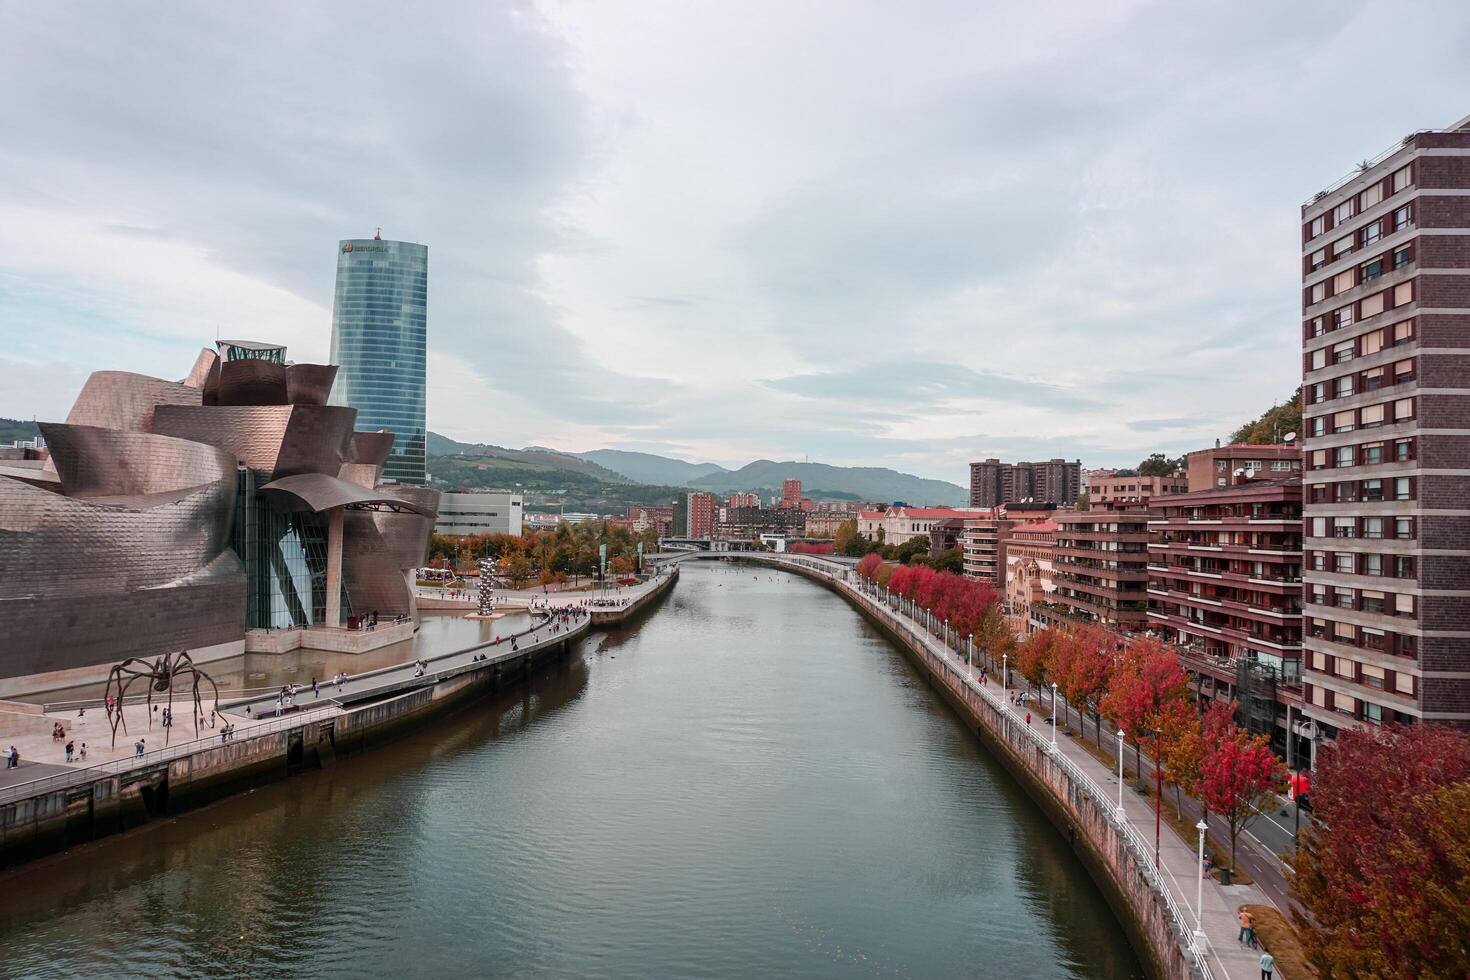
[104,650,221,747]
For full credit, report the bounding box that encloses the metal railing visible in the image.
[0,703,342,807]
[1303,131,1423,208]
[828,570,1218,979]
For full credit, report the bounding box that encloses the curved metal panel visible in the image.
[0,473,244,680]
[65,371,201,433]
[348,430,394,466]
[217,359,289,406]
[181,348,218,388]
[39,423,236,498]
[341,511,414,619]
[152,404,357,480]
[257,472,437,516]
[285,363,337,405]
[371,486,440,568]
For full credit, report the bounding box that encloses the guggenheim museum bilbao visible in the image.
[0,340,439,691]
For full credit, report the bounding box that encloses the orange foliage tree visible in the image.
[1100,636,1189,775]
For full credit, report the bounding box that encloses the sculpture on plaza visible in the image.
[103,650,221,747]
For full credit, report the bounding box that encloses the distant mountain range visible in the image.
[428,432,966,506]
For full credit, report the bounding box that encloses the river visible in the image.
[0,562,1142,978]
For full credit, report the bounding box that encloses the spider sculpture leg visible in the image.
[106,660,157,747]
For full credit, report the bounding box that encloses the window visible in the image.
[1394,398,1414,421]
[1361,184,1384,210]
[1365,703,1384,724]
[1311,551,1326,571]
[1394,246,1411,269]
[1310,248,1327,271]
[1363,443,1384,465]
[1393,204,1412,230]
[1271,459,1294,471]
[1360,291,1385,318]
[1334,410,1356,433]
[1310,215,1326,238]
[1311,382,1326,404]
[1309,347,1327,371]
[1363,478,1384,501]
[1392,164,1411,193]
[1361,329,1384,355]
[1335,481,1356,502]
[1334,307,1354,329]
[1394,281,1413,307]
[1310,316,1326,337]
[1311,415,1326,437]
[1394,517,1414,539]
[1363,367,1386,391]
[1395,477,1412,501]
[1395,359,1414,383]
[1395,593,1415,616]
[1362,257,1385,281]
[1310,281,1327,304]
[1362,218,1383,243]
[1335,376,1354,397]
[1361,403,1386,427]
[1333,270,1355,294]
[1333,340,1354,363]
[1310,449,1327,470]
[1333,234,1355,257]
[1335,446,1355,467]
[1335,585,1355,605]
[1396,670,1415,694]
[1363,634,1386,656]
[1363,516,1384,538]
[1362,590,1385,613]
[1395,556,1416,579]
[1394,439,1413,462]
[1394,319,1414,343]
[1335,200,1355,224]
[1334,516,1356,538]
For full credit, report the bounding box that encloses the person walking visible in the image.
[1238,908,1256,947]
[1259,951,1274,979]
[6,745,17,769]
[135,738,146,757]
[79,743,87,762]
[65,740,74,762]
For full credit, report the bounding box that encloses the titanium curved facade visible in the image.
[329,238,428,485]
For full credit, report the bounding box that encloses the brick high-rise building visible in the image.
[969,458,1081,508]
[1300,116,1470,733]
[685,491,717,538]
[727,492,759,509]
[781,478,802,508]
[1185,444,1301,493]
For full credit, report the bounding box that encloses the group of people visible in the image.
[62,739,87,762]
[412,659,430,678]
[4,745,19,769]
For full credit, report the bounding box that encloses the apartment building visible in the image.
[1146,479,1304,748]
[1299,117,1470,732]
[1003,519,1057,634]
[1048,503,1152,630]
[1089,473,1187,505]
[960,513,1013,585]
[969,458,1081,508]
[858,507,984,547]
[1185,444,1301,492]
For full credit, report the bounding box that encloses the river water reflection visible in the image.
[0,563,1142,978]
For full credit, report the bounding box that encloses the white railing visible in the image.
[828,570,1217,980]
[0,703,342,807]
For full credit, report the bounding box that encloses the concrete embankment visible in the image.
[741,555,1202,980]
[0,619,589,871]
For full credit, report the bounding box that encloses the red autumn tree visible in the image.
[1159,699,1232,816]
[856,553,884,582]
[1052,625,1115,746]
[1290,724,1470,978]
[1100,635,1190,775]
[1198,724,1285,871]
[1014,626,1057,697]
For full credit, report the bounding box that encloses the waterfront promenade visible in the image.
[706,552,1282,980]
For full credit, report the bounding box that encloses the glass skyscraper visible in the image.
[330,235,428,484]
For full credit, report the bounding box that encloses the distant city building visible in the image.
[1299,116,1470,733]
[781,478,802,508]
[969,458,1081,508]
[960,513,1012,585]
[1185,444,1300,492]
[859,506,986,547]
[685,491,717,537]
[525,511,598,530]
[627,504,674,537]
[330,233,429,485]
[1046,503,1152,631]
[803,511,851,538]
[1089,473,1187,505]
[1004,519,1057,634]
[1147,479,1304,751]
[435,492,523,536]
[716,506,804,541]
[727,492,760,508]
[1081,468,1116,494]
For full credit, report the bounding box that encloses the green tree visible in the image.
[1231,391,1302,445]
[1136,453,1184,477]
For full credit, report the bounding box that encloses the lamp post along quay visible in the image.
[1116,728,1126,818]
[1050,682,1059,752]
[1194,819,1209,949]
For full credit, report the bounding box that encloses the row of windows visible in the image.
[1304,208,1414,280]
[1307,514,1415,540]
[1308,549,1416,578]
[1309,438,1415,471]
[1304,163,1414,243]
[1305,315,1414,361]
[1306,359,1416,404]
[1305,274,1415,330]
[1305,396,1415,436]
[1306,476,1415,504]
[1309,583,1416,617]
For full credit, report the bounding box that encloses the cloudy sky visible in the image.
[3,2,1468,483]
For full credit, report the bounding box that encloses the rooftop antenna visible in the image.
[374,227,382,241]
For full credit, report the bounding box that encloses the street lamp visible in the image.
[1002,652,1008,707]
[1050,682,1059,751]
[1194,819,1209,948]
[1116,727,1127,818]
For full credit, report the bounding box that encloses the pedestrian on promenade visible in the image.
[1238,909,1256,947]
[79,705,85,718]
[135,738,145,757]
[1026,712,1031,725]
[313,679,319,698]
[79,743,87,762]
[1260,951,1274,979]
[65,740,74,762]
[6,745,17,768]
